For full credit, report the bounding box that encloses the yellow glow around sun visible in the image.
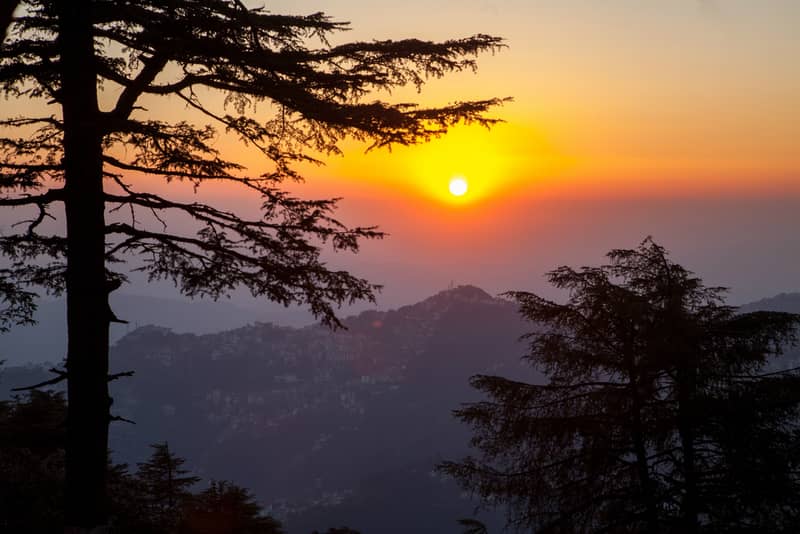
[449,177,468,196]
[396,122,561,205]
[318,120,571,206]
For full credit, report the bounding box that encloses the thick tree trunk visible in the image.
[58,1,110,532]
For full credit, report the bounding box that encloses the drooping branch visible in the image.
[0,274,38,332]
[102,155,235,183]
[0,186,64,206]
[102,119,244,183]
[104,221,378,327]
[0,234,67,326]
[104,187,370,244]
[174,91,287,163]
[0,119,64,189]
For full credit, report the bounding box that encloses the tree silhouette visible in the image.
[178,480,283,534]
[0,0,505,529]
[136,442,201,531]
[107,458,152,534]
[457,518,488,534]
[0,396,283,534]
[0,389,65,533]
[440,239,800,533]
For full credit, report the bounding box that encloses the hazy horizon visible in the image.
[2,0,797,318]
[1,2,799,531]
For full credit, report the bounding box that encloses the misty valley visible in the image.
[3,286,800,533]
[2,286,529,533]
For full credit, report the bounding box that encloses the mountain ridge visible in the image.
[105,284,525,533]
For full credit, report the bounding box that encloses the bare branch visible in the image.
[109,415,136,425]
[12,367,68,392]
[107,370,135,382]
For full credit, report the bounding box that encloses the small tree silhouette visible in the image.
[179,480,283,534]
[0,1,506,529]
[457,518,488,534]
[136,442,200,531]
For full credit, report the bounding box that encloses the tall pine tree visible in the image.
[0,1,506,529]
[441,238,800,533]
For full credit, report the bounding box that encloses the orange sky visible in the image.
[193,0,800,202]
[112,1,800,307]
[115,1,799,202]
[2,0,799,312]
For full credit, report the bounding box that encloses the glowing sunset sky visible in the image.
[220,0,799,308]
[6,0,800,313]
[318,0,799,198]
[137,1,799,200]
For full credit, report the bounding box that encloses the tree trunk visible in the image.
[677,363,699,533]
[628,371,659,532]
[620,333,659,531]
[58,1,110,532]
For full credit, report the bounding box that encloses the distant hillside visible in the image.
[4,288,799,533]
[100,285,531,534]
[0,293,314,364]
[738,293,800,370]
[739,292,800,314]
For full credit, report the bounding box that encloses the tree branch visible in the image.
[107,52,170,122]
[0,187,64,207]
[11,367,68,392]
[109,415,136,425]
[107,370,135,382]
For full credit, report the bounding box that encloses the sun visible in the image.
[449,176,468,197]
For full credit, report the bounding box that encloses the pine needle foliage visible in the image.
[440,238,800,533]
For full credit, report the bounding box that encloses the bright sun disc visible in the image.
[449,177,468,196]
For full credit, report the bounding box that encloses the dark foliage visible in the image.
[440,238,800,533]
[457,518,488,534]
[0,390,284,534]
[179,480,283,534]
[0,389,65,533]
[137,442,202,532]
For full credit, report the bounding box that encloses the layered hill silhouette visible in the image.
[2,287,798,533]
[103,285,532,533]
[739,292,800,314]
